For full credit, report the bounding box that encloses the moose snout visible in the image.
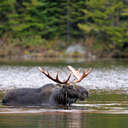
[79,90,89,101]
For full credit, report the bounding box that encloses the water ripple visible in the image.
[0,66,128,90]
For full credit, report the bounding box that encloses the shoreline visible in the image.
[0,56,128,66]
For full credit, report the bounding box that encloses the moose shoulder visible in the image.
[2,66,91,107]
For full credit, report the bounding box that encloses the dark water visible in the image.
[0,112,128,128]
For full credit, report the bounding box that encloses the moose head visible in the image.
[38,65,91,106]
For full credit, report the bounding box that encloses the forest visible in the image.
[0,0,128,58]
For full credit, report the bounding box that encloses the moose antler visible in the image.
[67,65,92,83]
[38,67,72,84]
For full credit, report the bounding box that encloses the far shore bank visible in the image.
[0,56,128,68]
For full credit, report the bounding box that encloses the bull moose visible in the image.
[2,66,91,107]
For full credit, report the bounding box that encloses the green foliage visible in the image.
[0,0,15,35]
[58,0,86,41]
[79,0,128,49]
[20,35,45,47]
[0,0,87,41]
[8,0,44,37]
[0,0,128,57]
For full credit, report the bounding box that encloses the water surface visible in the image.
[0,59,128,90]
[0,59,128,128]
[0,112,128,128]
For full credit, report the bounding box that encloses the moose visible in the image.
[2,66,91,107]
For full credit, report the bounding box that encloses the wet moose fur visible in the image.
[2,83,88,106]
[2,66,91,107]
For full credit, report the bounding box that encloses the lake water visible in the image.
[0,59,128,91]
[0,59,128,128]
[0,112,128,128]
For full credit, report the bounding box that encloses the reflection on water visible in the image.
[0,112,128,128]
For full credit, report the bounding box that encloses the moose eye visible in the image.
[68,86,73,89]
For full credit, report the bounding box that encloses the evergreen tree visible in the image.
[79,0,128,49]
[7,0,44,37]
[0,0,16,36]
[37,0,62,39]
[59,0,86,41]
